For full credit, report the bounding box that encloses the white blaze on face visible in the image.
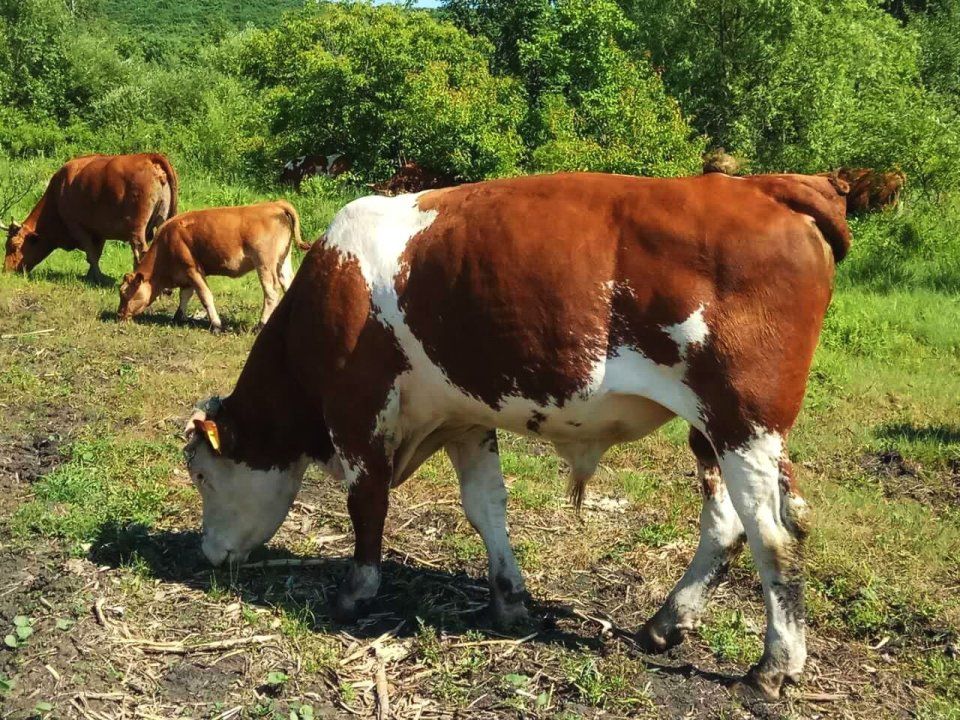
[186,440,308,566]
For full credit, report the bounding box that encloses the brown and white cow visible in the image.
[184,172,851,701]
[118,201,303,332]
[280,153,352,189]
[3,153,178,281]
[370,160,456,196]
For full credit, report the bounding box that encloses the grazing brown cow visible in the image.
[118,201,302,332]
[370,160,456,196]
[3,153,178,281]
[280,153,351,189]
[831,167,905,214]
[184,172,850,701]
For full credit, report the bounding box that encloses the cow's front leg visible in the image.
[173,287,195,324]
[446,429,527,629]
[333,470,390,623]
[638,428,746,652]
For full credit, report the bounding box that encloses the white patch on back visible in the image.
[325,194,437,292]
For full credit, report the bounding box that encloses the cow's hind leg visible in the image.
[638,428,746,653]
[446,429,527,629]
[255,266,281,331]
[279,252,294,293]
[717,430,810,701]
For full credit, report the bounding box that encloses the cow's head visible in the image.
[117,272,154,321]
[183,397,308,566]
[4,222,45,272]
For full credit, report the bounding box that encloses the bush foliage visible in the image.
[0,0,959,287]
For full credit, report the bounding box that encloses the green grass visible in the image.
[11,438,189,552]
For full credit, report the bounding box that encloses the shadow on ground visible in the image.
[874,422,960,447]
[87,519,739,690]
[95,308,248,333]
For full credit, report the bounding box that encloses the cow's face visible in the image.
[4,223,41,272]
[184,400,307,566]
[117,272,153,320]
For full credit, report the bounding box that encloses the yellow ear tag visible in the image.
[194,419,221,454]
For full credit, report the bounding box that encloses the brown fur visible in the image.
[825,168,905,215]
[117,201,301,331]
[4,153,178,276]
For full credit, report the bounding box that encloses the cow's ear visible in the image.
[193,418,222,454]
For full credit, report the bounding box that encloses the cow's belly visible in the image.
[394,346,691,470]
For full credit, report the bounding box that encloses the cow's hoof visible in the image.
[729,666,784,703]
[252,322,264,334]
[331,593,367,625]
[209,325,223,336]
[172,312,186,325]
[491,597,529,631]
[635,620,685,654]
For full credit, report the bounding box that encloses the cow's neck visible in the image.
[221,296,333,471]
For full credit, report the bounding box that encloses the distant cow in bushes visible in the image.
[118,201,303,333]
[280,153,351,189]
[3,153,178,281]
[830,168,905,215]
[702,148,742,176]
[370,160,456,196]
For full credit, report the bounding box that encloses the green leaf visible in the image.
[34,701,53,713]
[4,634,18,649]
[15,625,33,641]
[536,691,549,708]
[55,618,74,631]
[0,674,14,695]
[504,673,529,688]
[13,616,30,627]
[266,670,289,686]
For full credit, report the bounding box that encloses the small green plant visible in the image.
[5,616,34,649]
[55,618,74,631]
[290,705,314,720]
[265,670,289,687]
[339,681,357,706]
[701,610,763,664]
[0,674,14,696]
[33,701,54,717]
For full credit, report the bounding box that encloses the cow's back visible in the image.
[157,202,291,278]
[321,173,843,421]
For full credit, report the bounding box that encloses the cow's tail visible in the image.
[768,174,852,263]
[150,153,179,219]
[278,200,309,251]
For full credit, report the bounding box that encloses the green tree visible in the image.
[521,0,703,175]
[240,1,526,180]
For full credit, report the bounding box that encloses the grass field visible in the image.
[1,177,959,719]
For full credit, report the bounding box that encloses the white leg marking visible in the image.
[446,430,526,624]
[339,563,381,611]
[645,461,745,647]
[719,430,807,682]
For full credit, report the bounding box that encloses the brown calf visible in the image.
[118,201,302,332]
[3,153,178,280]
